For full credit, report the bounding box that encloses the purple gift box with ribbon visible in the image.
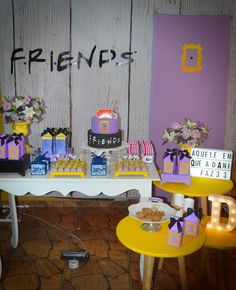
[167,217,184,248]
[41,128,70,155]
[91,152,107,176]
[7,135,22,160]
[178,149,191,175]
[0,135,8,159]
[30,153,51,175]
[161,148,191,185]
[183,208,202,237]
[163,148,178,174]
[41,128,55,154]
[55,128,69,155]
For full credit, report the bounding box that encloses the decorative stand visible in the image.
[0,154,31,176]
[161,173,191,186]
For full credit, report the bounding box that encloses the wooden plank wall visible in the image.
[0,0,235,155]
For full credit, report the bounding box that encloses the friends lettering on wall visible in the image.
[10,46,137,74]
[190,148,233,180]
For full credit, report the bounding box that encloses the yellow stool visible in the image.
[200,216,236,290]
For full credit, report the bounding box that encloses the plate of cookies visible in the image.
[128,201,176,224]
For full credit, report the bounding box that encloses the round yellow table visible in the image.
[116,216,206,290]
[153,176,234,215]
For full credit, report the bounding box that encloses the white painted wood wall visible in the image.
[0,0,236,155]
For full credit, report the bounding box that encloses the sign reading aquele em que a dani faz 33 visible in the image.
[190,148,233,180]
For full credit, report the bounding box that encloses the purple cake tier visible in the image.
[91,117,119,134]
[88,130,122,148]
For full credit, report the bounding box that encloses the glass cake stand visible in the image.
[128,201,176,232]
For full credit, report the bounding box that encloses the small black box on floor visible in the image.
[61,250,89,261]
[0,153,30,176]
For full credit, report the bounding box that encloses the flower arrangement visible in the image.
[0,96,46,123]
[162,118,209,147]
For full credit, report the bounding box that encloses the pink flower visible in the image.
[33,101,40,109]
[171,122,182,129]
[182,128,192,139]
[23,96,31,105]
[3,103,11,111]
[192,129,201,138]
[11,113,18,121]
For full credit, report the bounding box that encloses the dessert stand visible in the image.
[128,201,176,232]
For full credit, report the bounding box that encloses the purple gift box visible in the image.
[163,149,177,174]
[41,128,70,155]
[7,136,22,160]
[0,135,8,159]
[178,150,191,175]
[167,217,184,248]
[183,208,202,237]
[55,131,68,155]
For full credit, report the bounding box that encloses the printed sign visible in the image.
[190,148,233,180]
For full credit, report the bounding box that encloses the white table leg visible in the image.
[8,193,19,248]
[139,182,154,280]
[140,254,144,280]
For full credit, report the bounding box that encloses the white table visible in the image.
[0,162,160,277]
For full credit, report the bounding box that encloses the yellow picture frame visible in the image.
[99,120,110,133]
[181,43,202,72]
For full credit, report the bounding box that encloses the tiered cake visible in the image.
[88,109,122,148]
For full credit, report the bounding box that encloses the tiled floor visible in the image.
[0,198,236,290]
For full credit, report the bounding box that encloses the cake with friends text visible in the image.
[88,109,122,148]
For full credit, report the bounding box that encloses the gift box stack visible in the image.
[30,153,51,175]
[0,133,25,160]
[41,127,70,157]
[161,148,191,185]
[167,208,202,248]
[91,152,107,176]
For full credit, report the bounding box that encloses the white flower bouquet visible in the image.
[162,118,209,147]
[0,96,46,123]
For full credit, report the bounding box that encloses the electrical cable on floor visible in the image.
[20,212,87,250]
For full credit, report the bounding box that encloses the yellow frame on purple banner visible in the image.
[181,43,202,72]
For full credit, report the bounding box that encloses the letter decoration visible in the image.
[207,194,236,231]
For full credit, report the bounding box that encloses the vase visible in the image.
[180,144,194,153]
[12,121,30,135]
[11,121,31,153]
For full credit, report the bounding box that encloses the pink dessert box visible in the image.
[167,217,184,248]
[183,209,201,237]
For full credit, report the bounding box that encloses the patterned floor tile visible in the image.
[0,200,236,290]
